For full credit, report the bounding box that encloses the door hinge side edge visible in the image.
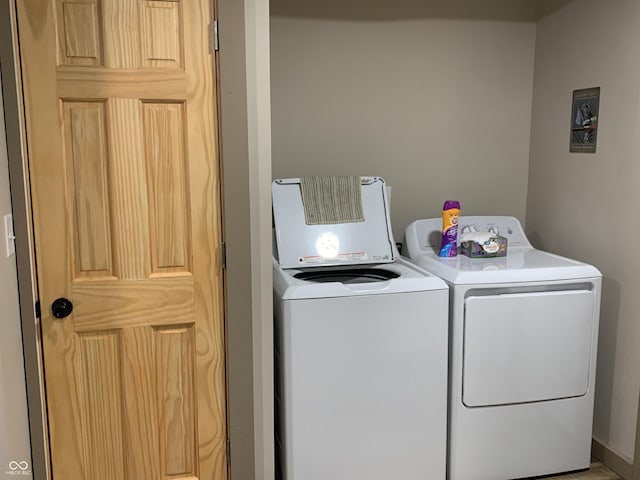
[226,439,231,465]
[35,300,41,319]
[221,241,226,270]
[212,20,219,52]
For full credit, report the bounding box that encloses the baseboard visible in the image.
[592,438,633,480]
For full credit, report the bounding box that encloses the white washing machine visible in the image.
[404,216,601,480]
[272,177,449,480]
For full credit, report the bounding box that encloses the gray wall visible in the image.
[527,0,640,462]
[0,75,32,478]
[270,0,537,240]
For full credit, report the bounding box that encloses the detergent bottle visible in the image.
[438,200,460,257]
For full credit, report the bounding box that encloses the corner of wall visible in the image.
[218,0,274,479]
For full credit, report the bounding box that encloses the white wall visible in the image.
[527,0,640,462]
[0,76,32,476]
[270,1,537,239]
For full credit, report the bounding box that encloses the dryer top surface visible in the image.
[404,216,601,284]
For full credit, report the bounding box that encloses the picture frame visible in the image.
[570,87,600,153]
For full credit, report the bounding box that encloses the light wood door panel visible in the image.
[16,0,226,478]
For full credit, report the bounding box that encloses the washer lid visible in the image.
[273,177,395,269]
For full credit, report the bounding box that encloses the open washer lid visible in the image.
[272,176,395,269]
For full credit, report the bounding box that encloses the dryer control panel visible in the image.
[458,216,530,248]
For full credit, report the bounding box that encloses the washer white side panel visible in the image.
[463,290,594,406]
[278,290,448,480]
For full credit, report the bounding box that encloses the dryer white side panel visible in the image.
[463,290,594,407]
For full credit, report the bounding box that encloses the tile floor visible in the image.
[546,462,620,479]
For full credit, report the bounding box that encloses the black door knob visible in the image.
[51,298,73,319]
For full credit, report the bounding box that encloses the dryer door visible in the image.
[462,289,594,407]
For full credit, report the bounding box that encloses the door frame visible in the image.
[0,2,49,479]
[217,0,274,478]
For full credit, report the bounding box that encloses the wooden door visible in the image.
[15,0,226,479]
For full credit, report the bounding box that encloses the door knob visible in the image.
[51,298,73,319]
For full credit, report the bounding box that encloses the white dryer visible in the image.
[404,216,601,480]
[273,177,449,480]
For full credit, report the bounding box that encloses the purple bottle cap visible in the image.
[443,200,460,210]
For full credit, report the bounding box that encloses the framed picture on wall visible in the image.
[570,87,600,153]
